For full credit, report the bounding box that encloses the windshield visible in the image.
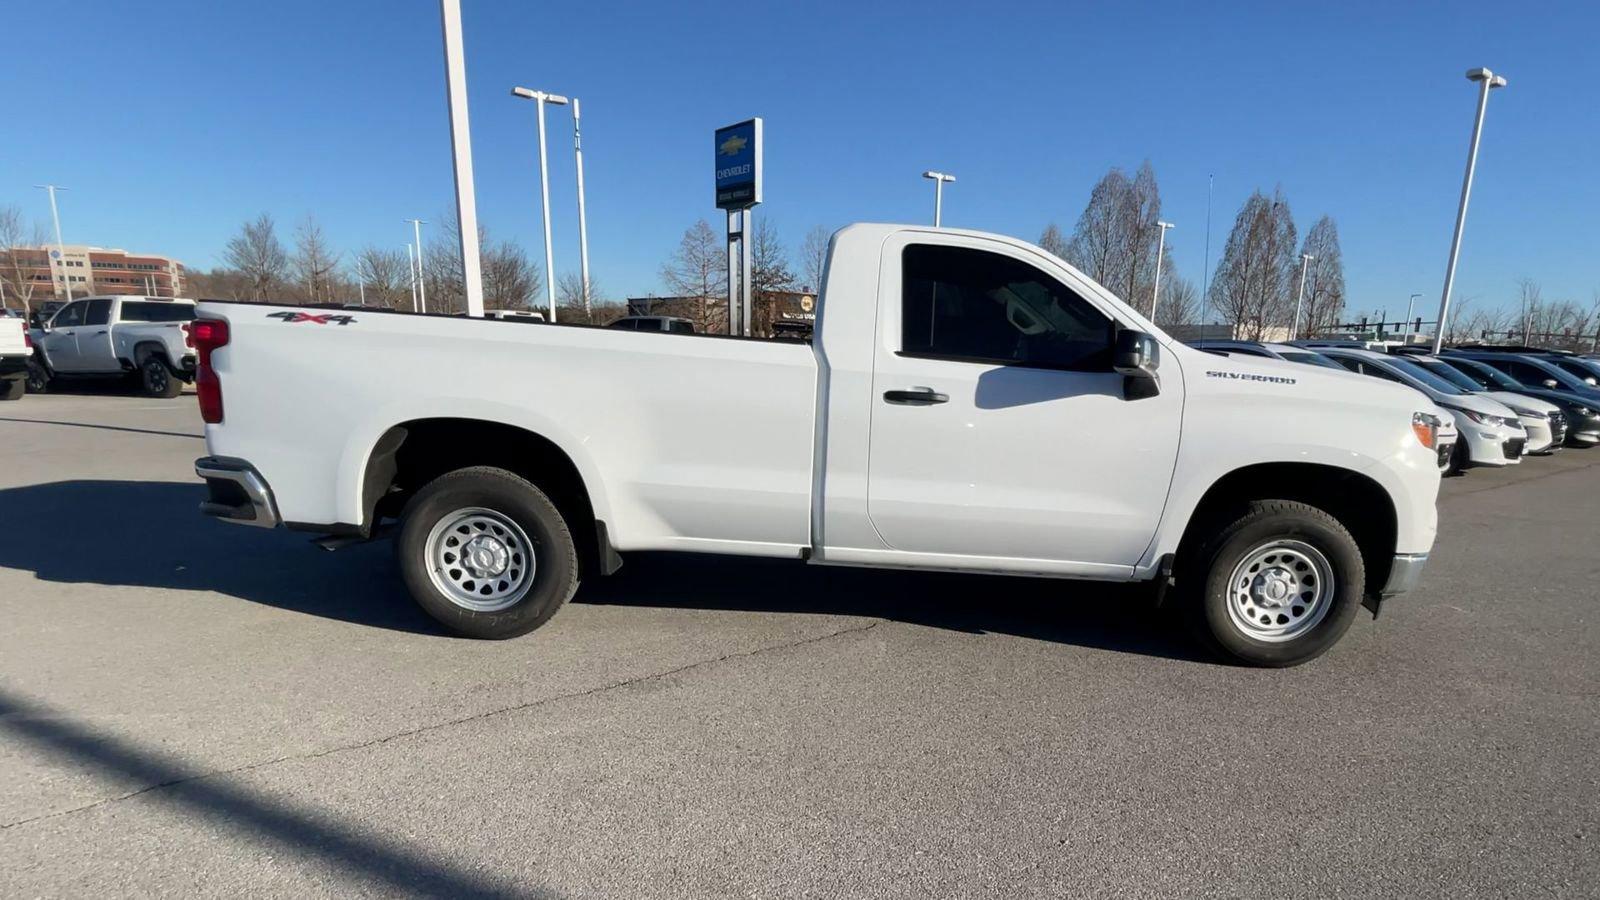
[1444,357,1520,390]
[1411,357,1483,392]
[1385,357,1467,394]
[1278,350,1346,370]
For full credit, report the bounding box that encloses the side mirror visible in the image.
[1543,379,1560,389]
[1113,329,1160,399]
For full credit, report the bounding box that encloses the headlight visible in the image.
[1411,412,1438,449]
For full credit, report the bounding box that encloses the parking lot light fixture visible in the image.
[1432,67,1507,354]
[512,87,570,321]
[405,219,428,313]
[1292,253,1315,339]
[34,184,71,301]
[922,171,955,227]
[1152,221,1175,318]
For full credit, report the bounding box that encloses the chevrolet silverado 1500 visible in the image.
[193,224,1441,666]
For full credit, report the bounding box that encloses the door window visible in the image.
[52,301,87,327]
[84,298,113,326]
[900,244,1114,371]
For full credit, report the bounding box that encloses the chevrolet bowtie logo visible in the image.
[719,134,748,156]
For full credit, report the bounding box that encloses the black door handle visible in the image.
[94,330,107,335]
[883,387,948,405]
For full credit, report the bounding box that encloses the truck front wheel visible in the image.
[1187,500,1365,667]
[397,466,579,639]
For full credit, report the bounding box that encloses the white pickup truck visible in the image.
[29,295,197,397]
[0,315,29,400]
[193,224,1441,666]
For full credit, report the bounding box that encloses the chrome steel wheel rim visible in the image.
[424,507,536,612]
[1225,539,1334,643]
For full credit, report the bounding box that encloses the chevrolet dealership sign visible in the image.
[715,118,762,210]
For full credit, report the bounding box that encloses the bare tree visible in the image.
[291,215,341,304]
[1208,188,1297,339]
[354,246,412,309]
[223,213,289,301]
[751,217,795,296]
[800,225,832,294]
[0,205,49,317]
[1156,274,1199,328]
[660,219,727,332]
[482,239,541,312]
[1515,277,1541,341]
[1297,216,1345,337]
[1064,161,1163,305]
[1038,222,1068,258]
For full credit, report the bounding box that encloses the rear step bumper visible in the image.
[195,456,280,528]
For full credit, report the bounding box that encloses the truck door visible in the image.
[866,234,1182,571]
[76,298,115,370]
[40,300,88,372]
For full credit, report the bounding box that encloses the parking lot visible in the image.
[1,390,1596,898]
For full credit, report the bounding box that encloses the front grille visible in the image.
[1503,438,1526,460]
[1549,413,1568,444]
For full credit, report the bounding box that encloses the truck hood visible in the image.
[1176,345,1431,413]
[1484,391,1560,417]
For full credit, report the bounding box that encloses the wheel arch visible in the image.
[360,417,618,577]
[1173,461,1398,598]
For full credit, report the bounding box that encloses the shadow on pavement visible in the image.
[0,480,1202,661]
[0,689,552,899]
[581,552,1204,663]
[0,479,441,636]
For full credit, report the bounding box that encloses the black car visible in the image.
[1434,355,1600,447]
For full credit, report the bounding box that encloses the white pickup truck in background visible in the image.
[193,224,1442,667]
[0,315,30,401]
[29,295,198,397]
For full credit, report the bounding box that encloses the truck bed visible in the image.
[198,304,819,554]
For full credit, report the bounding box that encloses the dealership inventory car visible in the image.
[28,295,197,397]
[1445,350,1600,402]
[1188,340,1348,369]
[1318,347,1527,470]
[1399,354,1565,455]
[1432,355,1600,447]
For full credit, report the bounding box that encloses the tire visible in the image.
[0,375,24,401]
[24,358,49,394]
[1185,500,1365,668]
[1444,438,1468,476]
[397,466,579,639]
[140,355,182,398]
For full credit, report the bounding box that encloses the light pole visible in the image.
[922,171,955,227]
[405,219,428,312]
[1432,67,1507,353]
[1201,173,1213,326]
[512,86,569,321]
[1151,221,1175,319]
[570,98,592,321]
[1291,253,1314,339]
[1405,292,1422,337]
[439,0,485,317]
[34,184,71,300]
[406,243,420,311]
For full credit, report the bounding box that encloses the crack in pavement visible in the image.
[0,618,882,831]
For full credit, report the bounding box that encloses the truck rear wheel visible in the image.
[397,466,579,639]
[1186,500,1364,667]
[141,356,183,398]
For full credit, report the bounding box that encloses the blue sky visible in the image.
[2,0,1596,318]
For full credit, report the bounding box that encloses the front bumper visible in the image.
[195,456,280,528]
[1380,553,1429,598]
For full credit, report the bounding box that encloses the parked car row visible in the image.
[12,295,198,399]
[1190,339,1600,476]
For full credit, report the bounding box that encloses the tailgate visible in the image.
[0,319,27,356]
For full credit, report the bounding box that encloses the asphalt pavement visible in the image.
[1,387,1596,898]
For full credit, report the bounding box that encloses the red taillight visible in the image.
[192,318,229,424]
[23,331,32,349]
[182,321,193,348]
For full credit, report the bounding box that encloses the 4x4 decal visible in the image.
[267,311,356,326]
